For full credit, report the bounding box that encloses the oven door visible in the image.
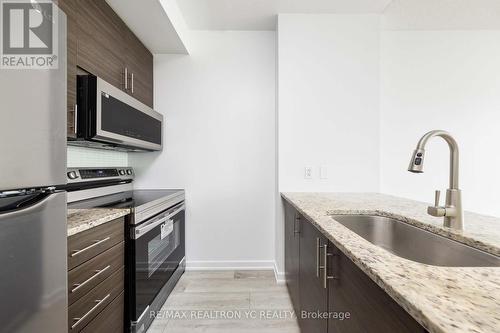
[130,203,185,323]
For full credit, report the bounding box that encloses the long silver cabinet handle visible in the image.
[323,244,338,289]
[71,294,111,329]
[131,73,134,93]
[294,214,300,234]
[71,237,111,257]
[71,265,111,293]
[123,67,128,90]
[316,238,321,277]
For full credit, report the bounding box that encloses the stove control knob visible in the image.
[119,170,126,175]
[67,171,78,180]
[126,170,132,175]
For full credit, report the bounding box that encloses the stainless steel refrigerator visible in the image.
[0,6,68,333]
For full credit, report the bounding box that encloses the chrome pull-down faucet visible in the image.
[408,130,464,230]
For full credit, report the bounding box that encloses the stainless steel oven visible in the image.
[71,74,163,151]
[129,201,185,333]
[66,168,185,333]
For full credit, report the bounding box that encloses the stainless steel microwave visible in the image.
[71,74,163,151]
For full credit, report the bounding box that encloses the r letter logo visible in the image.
[1,0,58,69]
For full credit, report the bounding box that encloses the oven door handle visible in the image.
[132,204,185,239]
[164,204,185,220]
[133,216,169,239]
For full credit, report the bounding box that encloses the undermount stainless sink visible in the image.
[331,215,500,267]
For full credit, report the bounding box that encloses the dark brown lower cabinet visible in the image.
[68,242,124,305]
[282,199,426,333]
[284,201,300,315]
[67,217,126,332]
[81,291,124,333]
[69,267,124,331]
[328,247,426,333]
[299,217,328,333]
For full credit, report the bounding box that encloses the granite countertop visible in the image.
[67,208,131,237]
[281,192,500,333]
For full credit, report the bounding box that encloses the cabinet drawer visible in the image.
[68,267,124,332]
[68,242,124,305]
[81,291,124,333]
[68,217,124,270]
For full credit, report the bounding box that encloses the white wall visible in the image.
[278,14,381,192]
[276,14,381,275]
[380,1,500,217]
[132,3,500,278]
[130,31,277,270]
[380,31,500,217]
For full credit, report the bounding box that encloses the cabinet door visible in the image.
[299,218,328,333]
[284,201,300,315]
[122,28,154,107]
[328,247,426,333]
[58,0,78,138]
[60,0,155,139]
[81,291,124,333]
[76,0,126,90]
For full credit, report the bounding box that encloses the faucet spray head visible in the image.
[408,148,425,173]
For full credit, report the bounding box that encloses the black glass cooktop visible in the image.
[68,189,183,210]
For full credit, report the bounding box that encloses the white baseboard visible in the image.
[185,260,286,284]
[186,260,285,284]
[273,262,286,284]
[186,260,275,271]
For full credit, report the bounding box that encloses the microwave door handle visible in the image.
[133,216,169,239]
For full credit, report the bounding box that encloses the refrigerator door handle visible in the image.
[0,192,55,216]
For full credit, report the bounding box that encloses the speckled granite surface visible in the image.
[281,192,500,333]
[67,208,130,237]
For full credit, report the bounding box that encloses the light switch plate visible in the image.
[304,166,313,179]
[320,166,328,179]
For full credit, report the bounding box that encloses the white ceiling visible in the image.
[106,0,188,54]
[176,0,394,31]
[383,0,500,30]
[105,0,500,55]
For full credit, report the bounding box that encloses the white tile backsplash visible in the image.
[67,146,128,167]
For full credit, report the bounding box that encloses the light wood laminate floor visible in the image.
[147,270,300,333]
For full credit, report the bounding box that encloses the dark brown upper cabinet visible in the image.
[122,27,154,108]
[57,0,78,138]
[59,0,154,139]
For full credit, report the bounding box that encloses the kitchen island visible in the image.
[282,192,500,333]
